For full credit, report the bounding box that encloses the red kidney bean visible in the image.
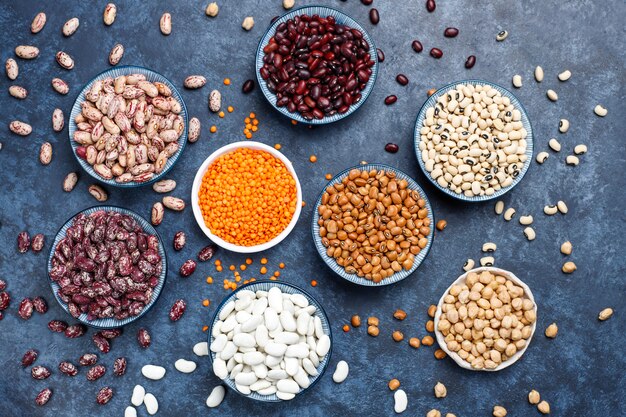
[261,14,375,120]
[173,231,186,251]
[96,387,113,405]
[0,292,10,310]
[79,353,98,366]
[465,55,476,69]
[48,320,68,332]
[0,279,5,291]
[35,388,52,406]
[17,231,30,253]
[384,95,397,105]
[50,210,161,322]
[100,328,122,339]
[426,0,436,12]
[376,48,385,62]
[270,16,279,24]
[87,364,106,381]
[31,233,45,252]
[59,361,78,376]
[22,349,38,366]
[396,74,409,86]
[361,0,373,4]
[385,143,399,153]
[137,328,151,348]
[113,357,127,376]
[179,259,197,277]
[169,299,186,321]
[198,244,217,261]
[64,324,86,338]
[369,9,379,24]
[430,48,443,58]
[18,297,34,319]
[92,332,111,353]
[32,366,51,380]
[444,27,459,37]
[411,40,423,53]
[32,296,48,313]
[242,79,255,94]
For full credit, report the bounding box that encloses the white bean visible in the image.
[574,144,587,155]
[494,200,504,215]
[503,207,516,221]
[141,365,166,380]
[534,66,544,82]
[206,385,226,408]
[174,358,197,373]
[124,406,137,417]
[394,389,408,413]
[558,70,571,81]
[546,89,558,101]
[193,341,209,356]
[131,385,145,407]
[143,393,158,415]
[549,138,561,152]
[559,118,569,133]
[332,360,349,383]
[536,152,549,164]
[557,200,568,214]
[512,75,522,88]
[519,215,533,225]
[593,105,607,117]
[566,155,579,166]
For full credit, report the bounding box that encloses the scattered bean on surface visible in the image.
[496,30,508,41]
[559,118,569,133]
[206,2,219,17]
[160,13,172,35]
[528,389,541,404]
[534,66,544,82]
[593,104,607,117]
[434,381,447,398]
[536,152,549,164]
[598,308,613,321]
[548,138,561,152]
[537,400,550,414]
[558,70,571,81]
[546,89,558,101]
[31,12,47,33]
[463,258,475,272]
[394,389,408,413]
[503,207,516,221]
[565,155,579,166]
[242,16,254,31]
[523,226,536,241]
[562,261,576,274]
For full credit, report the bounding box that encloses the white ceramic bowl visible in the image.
[433,267,537,372]
[191,141,302,253]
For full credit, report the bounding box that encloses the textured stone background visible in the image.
[0,0,624,416]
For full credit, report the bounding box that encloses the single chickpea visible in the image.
[367,316,379,326]
[434,349,447,359]
[388,378,400,391]
[428,304,437,318]
[426,320,435,332]
[393,309,407,320]
[351,315,361,327]
[367,325,379,337]
[422,335,434,346]
[392,330,404,342]
[436,219,448,231]
[409,337,421,349]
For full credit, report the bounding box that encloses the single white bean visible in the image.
[206,385,226,408]
[193,341,209,356]
[549,138,561,152]
[566,155,579,166]
[141,365,166,380]
[131,385,145,407]
[546,89,558,101]
[143,393,158,415]
[332,360,349,383]
[557,200,568,214]
[534,66,544,82]
[594,105,607,117]
[124,406,137,417]
[394,389,408,413]
[558,70,571,81]
[174,358,197,373]
[512,74,522,88]
[519,215,533,225]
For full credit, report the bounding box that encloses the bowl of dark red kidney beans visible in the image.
[47,206,167,329]
[256,6,378,124]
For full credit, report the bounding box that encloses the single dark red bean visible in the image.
[369,9,379,25]
[430,48,443,59]
[385,143,399,153]
[376,48,385,63]
[411,40,423,53]
[270,16,279,24]
[396,74,409,86]
[426,0,436,12]
[384,95,397,105]
[361,0,373,4]
[242,79,255,94]
[444,27,459,37]
[465,55,476,69]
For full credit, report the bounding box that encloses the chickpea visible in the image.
[426,320,435,332]
[351,315,361,327]
[388,378,400,391]
[392,330,404,342]
[409,337,421,349]
[367,316,379,326]
[493,405,507,417]
[428,304,437,318]
[436,219,447,231]
[537,400,550,414]
[422,335,434,346]
[545,323,558,338]
[393,309,407,320]
[367,325,379,337]
[528,389,541,405]
[434,349,447,359]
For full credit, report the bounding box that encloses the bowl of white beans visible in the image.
[414,80,533,202]
[433,267,537,372]
[208,281,332,401]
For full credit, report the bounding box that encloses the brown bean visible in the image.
[430,48,443,59]
[421,335,434,346]
[465,55,476,69]
[385,143,399,153]
[367,325,379,337]
[426,0,436,12]
[369,9,379,25]
[434,349,447,359]
[393,309,407,320]
[376,48,385,62]
[350,315,361,327]
[411,40,423,53]
[385,95,397,105]
[409,337,420,348]
[396,74,409,86]
[444,27,459,37]
[388,378,400,391]
[436,219,447,231]
[392,330,404,342]
[427,304,437,318]
[242,79,255,94]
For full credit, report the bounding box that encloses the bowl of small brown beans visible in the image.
[256,6,378,124]
[433,267,537,371]
[69,65,188,187]
[312,164,434,286]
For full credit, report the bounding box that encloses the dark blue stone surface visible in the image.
[0,1,624,416]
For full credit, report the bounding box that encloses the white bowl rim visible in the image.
[433,266,537,372]
[191,141,302,253]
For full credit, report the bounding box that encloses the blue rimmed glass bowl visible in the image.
[208,280,332,402]
[69,65,188,187]
[255,5,379,125]
[47,206,167,329]
[311,163,435,286]
[413,80,534,202]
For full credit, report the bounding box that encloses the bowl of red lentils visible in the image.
[191,141,302,253]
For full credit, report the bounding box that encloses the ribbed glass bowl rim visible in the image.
[68,64,188,188]
[311,163,435,286]
[413,79,534,202]
[207,280,333,402]
[255,5,379,125]
[46,205,167,329]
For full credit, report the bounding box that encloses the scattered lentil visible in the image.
[342,324,350,332]
[310,280,317,287]
[325,173,332,180]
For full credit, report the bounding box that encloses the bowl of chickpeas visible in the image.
[433,267,537,371]
[191,141,302,253]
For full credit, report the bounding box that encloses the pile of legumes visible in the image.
[198,148,297,246]
[49,210,163,321]
[317,168,430,282]
[260,14,375,120]
[419,83,528,197]
[436,269,536,370]
[210,286,330,400]
[74,74,184,184]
